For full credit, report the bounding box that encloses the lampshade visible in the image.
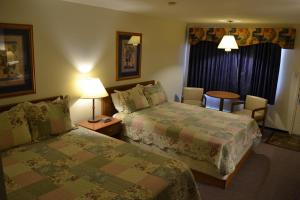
[80,78,108,99]
[128,36,140,46]
[6,51,19,66]
[217,35,239,52]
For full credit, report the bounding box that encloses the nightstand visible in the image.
[78,115,122,138]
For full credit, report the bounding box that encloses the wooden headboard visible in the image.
[0,96,63,113]
[101,80,155,116]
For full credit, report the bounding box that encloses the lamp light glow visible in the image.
[77,64,94,73]
[80,78,108,99]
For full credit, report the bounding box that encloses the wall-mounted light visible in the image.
[128,36,141,46]
[6,51,19,66]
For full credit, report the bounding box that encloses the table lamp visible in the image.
[81,78,108,123]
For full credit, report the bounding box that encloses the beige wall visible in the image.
[267,26,300,134]
[0,0,186,122]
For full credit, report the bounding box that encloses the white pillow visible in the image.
[111,93,124,112]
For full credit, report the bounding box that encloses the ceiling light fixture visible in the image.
[218,20,238,52]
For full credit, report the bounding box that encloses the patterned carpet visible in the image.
[266,132,300,152]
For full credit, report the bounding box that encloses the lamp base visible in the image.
[88,119,100,123]
[89,98,100,123]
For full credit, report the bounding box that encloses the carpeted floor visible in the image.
[198,131,300,200]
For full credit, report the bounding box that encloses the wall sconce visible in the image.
[6,51,19,66]
[128,36,141,46]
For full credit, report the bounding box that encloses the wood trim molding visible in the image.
[0,96,63,113]
[192,148,253,189]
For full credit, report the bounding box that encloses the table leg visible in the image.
[219,98,224,111]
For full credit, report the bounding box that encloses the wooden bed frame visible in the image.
[192,149,252,189]
[0,96,63,113]
[101,80,252,189]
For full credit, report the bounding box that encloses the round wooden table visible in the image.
[206,91,240,111]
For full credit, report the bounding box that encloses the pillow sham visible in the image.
[142,82,168,106]
[111,93,124,113]
[0,104,32,151]
[23,96,73,141]
[115,86,150,113]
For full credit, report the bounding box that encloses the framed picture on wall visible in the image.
[0,23,35,98]
[116,31,142,81]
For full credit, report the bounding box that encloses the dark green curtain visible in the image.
[187,41,282,104]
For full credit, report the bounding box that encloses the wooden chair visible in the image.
[182,87,206,107]
[231,95,268,132]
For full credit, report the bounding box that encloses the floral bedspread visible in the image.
[2,128,200,200]
[115,102,261,175]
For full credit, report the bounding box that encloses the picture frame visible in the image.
[0,23,35,98]
[116,31,142,81]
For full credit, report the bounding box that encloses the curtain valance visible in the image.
[188,27,296,49]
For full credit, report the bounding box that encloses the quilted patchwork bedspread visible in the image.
[2,128,200,200]
[115,102,261,175]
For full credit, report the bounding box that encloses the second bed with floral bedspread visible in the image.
[114,102,261,176]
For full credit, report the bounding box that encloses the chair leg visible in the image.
[261,120,265,134]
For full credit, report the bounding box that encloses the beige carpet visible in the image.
[197,143,300,200]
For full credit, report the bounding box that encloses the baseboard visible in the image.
[264,126,289,133]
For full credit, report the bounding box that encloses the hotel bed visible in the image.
[101,80,261,188]
[0,97,200,200]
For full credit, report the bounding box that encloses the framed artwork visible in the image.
[0,23,35,98]
[116,31,142,81]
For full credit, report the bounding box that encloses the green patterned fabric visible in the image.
[188,27,296,49]
[0,105,32,151]
[22,96,73,141]
[142,82,168,106]
[116,86,150,114]
[115,102,261,175]
[2,128,201,200]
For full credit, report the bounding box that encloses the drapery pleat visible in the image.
[249,43,281,104]
[187,41,281,104]
[187,41,239,93]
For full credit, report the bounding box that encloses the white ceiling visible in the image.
[64,0,300,24]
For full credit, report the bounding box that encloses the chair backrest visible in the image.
[245,95,268,111]
[182,87,204,105]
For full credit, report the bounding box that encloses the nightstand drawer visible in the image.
[78,115,122,138]
[99,122,122,137]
